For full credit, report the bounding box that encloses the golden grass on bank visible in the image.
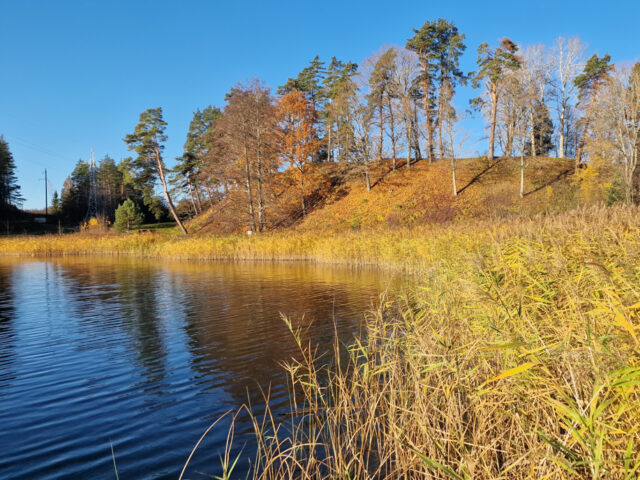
[3,205,640,479]
[1,205,638,268]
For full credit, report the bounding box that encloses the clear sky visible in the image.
[1,0,638,209]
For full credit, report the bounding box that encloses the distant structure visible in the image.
[84,147,98,223]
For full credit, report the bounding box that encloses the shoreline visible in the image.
[3,203,640,477]
[2,204,635,267]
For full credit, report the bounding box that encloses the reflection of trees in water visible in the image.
[173,262,382,408]
[20,257,385,407]
[55,259,169,387]
[0,264,16,388]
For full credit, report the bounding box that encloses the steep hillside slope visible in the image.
[188,156,579,234]
[298,156,577,232]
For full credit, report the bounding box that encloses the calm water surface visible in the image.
[0,257,390,479]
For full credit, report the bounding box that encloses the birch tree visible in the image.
[352,99,375,191]
[521,44,552,157]
[392,48,422,168]
[550,37,586,158]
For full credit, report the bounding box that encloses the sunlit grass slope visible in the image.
[297,156,577,232]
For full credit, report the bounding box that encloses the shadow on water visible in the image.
[0,256,392,479]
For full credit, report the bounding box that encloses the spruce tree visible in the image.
[51,191,61,215]
[0,136,23,215]
[114,198,144,232]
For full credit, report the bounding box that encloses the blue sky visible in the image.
[1,0,638,209]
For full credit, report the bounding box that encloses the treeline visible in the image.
[57,19,640,233]
[54,155,170,225]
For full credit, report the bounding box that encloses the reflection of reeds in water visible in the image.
[179,205,640,479]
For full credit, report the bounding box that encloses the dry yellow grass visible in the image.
[3,204,639,479]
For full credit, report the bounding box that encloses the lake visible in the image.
[0,257,389,479]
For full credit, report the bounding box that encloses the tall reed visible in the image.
[178,205,640,479]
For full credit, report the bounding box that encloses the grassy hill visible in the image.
[187,156,580,235]
[298,156,577,232]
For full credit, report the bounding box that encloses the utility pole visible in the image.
[45,169,48,216]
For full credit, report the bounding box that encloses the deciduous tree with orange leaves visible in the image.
[277,90,320,217]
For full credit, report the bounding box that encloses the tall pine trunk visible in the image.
[187,175,198,215]
[422,71,434,162]
[412,98,422,162]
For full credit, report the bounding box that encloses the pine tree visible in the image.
[97,155,124,219]
[368,49,398,165]
[174,106,222,213]
[406,21,440,162]
[323,58,358,162]
[124,107,188,234]
[406,19,465,163]
[574,54,613,163]
[472,38,521,161]
[0,136,23,215]
[278,56,327,111]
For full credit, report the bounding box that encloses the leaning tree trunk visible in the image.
[154,146,187,234]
